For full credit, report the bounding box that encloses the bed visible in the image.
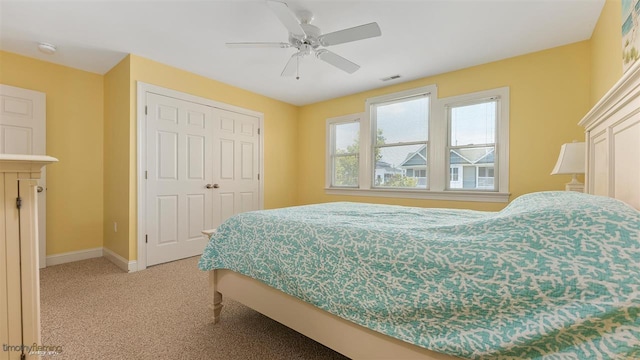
[199,62,640,359]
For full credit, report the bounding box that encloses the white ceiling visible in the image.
[0,0,604,106]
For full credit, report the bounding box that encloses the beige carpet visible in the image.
[40,256,348,360]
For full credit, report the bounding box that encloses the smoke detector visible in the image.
[37,42,57,55]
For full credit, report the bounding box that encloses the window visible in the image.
[325,86,509,202]
[326,114,360,188]
[372,95,429,189]
[450,167,459,182]
[447,99,497,191]
[477,166,495,189]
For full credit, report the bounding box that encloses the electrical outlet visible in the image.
[114,222,118,232]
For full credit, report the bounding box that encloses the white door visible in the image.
[144,93,262,267]
[212,108,260,227]
[0,85,47,268]
[145,93,214,266]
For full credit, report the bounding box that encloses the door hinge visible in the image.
[145,105,148,115]
[16,197,22,209]
[145,171,148,180]
[257,128,260,135]
[145,234,148,244]
[257,173,260,180]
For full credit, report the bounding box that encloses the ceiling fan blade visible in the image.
[226,42,291,48]
[316,49,360,74]
[266,0,306,39]
[319,22,381,47]
[281,53,301,76]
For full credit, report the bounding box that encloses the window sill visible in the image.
[324,188,510,203]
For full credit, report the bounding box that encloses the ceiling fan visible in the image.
[226,0,382,79]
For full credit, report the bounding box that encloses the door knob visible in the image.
[206,184,220,189]
[37,186,44,193]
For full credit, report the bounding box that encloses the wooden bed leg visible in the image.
[208,270,223,324]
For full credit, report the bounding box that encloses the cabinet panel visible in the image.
[0,156,56,360]
[4,172,22,360]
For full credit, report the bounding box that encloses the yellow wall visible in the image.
[0,1,627,261]
[298,42,591,211]
[99,55,299,260]
[129,56,299,203]
[0,51,104,255]
[103,55,131,259]
[590,0,623,105]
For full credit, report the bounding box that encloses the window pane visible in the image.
[375,144,427,188]
[335,122,359,154]
[376,97,428,144]
[333,155,359,187]
[478,167,495,189]
[450,101,496,146]
[449,147,495,190]
[450,167,459,182]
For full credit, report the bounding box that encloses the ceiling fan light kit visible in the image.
[226,0,381,79]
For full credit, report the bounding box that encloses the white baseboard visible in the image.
[46,247,103,267]
[103,247,138,273]
[45,247,138,273]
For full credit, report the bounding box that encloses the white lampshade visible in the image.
[551,142,585,175]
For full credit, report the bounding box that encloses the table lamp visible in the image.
[551,141,585,192]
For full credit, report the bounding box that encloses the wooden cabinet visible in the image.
[0,155,57,360]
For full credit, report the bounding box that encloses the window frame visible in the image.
[325,113,362,189]
[445,96,499,192]
[325,86,510,203]
[370,93,430,190]
[439,88,509,197]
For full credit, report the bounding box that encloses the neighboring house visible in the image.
[399,145,495,189]
[398,147,428,186]
[374,160,404,185]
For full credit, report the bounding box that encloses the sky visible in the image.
[335,97,497,168]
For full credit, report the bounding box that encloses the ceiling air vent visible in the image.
[381,75,401,82]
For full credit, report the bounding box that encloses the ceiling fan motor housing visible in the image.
[290,23,321,50]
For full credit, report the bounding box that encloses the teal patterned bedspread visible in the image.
[199,191,640,359]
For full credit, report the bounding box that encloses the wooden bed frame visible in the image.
[207,62,640,359]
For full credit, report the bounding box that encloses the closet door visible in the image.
[145,93,214,267]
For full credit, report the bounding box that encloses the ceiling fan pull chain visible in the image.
[296,55,300,80]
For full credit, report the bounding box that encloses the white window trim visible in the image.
[363,85,436,190]
[325,86,510,203]
[438,87,509,197]
[325,113,363,189]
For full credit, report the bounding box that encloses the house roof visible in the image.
[375,160,403,173]
[399,145,494,167]
[451,147,495,165]
[400,147,427,167]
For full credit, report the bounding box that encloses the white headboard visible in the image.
[579,62,640,210]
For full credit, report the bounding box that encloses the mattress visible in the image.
[199,191,640,359]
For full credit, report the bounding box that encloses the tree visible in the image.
[382,174,418,187]
[333,130,384,186]
[335,129,417,187]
